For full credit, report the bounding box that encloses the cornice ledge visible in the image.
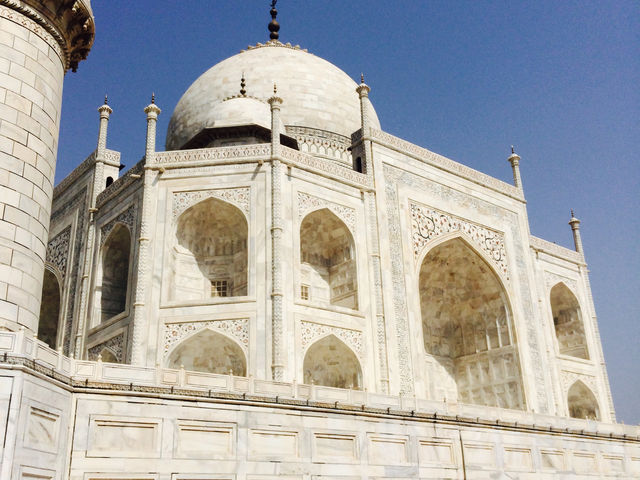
[530,235,585,265]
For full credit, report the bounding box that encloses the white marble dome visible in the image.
[166,42,380,151]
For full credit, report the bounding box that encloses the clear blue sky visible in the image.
[56,1,639,424]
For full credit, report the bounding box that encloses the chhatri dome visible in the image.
[166,41,380,151]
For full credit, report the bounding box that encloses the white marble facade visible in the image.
[1,21,637,479]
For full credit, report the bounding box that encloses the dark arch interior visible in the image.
[38,269,61,348]
[303,335,362,389]
[101,225,131,321]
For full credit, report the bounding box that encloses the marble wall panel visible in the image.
[86,416,161,458]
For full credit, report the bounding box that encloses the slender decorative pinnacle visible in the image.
[151,92,155,104]
[511,145,515,154]
[571,209,575,218]
[104,94,108,105]
[268,0,280,40]
[360,73,365,84]
[273,83,277,94]
[240,73,246,96]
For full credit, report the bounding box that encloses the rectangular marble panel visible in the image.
[248,428,298,460]
[174,420,235,458]
[601,455,624,473]
[367,433,409,465]
[19,465,55,479]
[630,457,640,474]
[24,406,59,453]
[463,443,496,467]
[503,447,533,471]
[313,432,358,463]
[87,416,161,458]
[540,449,565,471]
[418,439,455,466]
[573,451,597,474]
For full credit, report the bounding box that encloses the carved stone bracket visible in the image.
[545,272,579,294]
[300,320,364,359]
[100,204,137,245]
[410,201,509,280]
[172,188,250,222]
[163,319,249,357]
[297,192,356,233]
[46,226,71,281]
[88,332,125,363]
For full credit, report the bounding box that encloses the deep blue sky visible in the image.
[57,1,639,424]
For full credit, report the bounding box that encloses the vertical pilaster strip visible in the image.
[268,91,284,381]
[73,99,111,356]
[357,79,390,393]
[131,97,160,365]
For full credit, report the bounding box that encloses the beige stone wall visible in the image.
[0,8,65,332]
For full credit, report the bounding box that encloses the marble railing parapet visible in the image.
[0,330,636,440]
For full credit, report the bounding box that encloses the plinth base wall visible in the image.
[1,369,638,480]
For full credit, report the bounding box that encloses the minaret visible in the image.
[268,85,284,380]
[569,210,584,255]
[0,1,95,333]
[507,146,523,190]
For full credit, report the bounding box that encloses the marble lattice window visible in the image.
[37,268,61,348]
[100,224,131,322]
[550,283,589,359]
[173,198,248,301]
[299,208,357,309]
[303,335,362,389]
[419,237,524,410]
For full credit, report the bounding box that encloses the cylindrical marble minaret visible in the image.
[0,1,94,332]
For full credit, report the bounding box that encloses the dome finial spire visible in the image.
[268,0,280,41]
[240,73,246,96]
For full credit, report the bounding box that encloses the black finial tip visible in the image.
[268,0,279,40]
[273,83,277,94]
[240,74,247,96]
[104,94,108,105]
[151,92,155,104]
[360,73,365,84]
[511,145,515,154]
[571,209,575,217]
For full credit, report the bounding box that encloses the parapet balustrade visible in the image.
[0,329,638,441]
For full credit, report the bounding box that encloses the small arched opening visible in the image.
[567,381,600,420]
[100,348,118,363]
[419,237,524,409]
[101,224,131,322]
[550,283,589,359]
[105,176,114,188]
[38,268,61,348]
[167,329,246,376]
[173,198,248,301]
[303,335,362,389]
[300,208,357,309]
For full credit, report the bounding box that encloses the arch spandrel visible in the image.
[297,192,356,234]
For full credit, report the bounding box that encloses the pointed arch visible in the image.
[100,347,118,363]
[172,197,248,301]
[38,267,62,348]
[419,236,524,409]
[568,380,600,420]
[550,282,589,359]
[300,208,357,309]
[100,223,131,322]
[167,328,246,376]
[303,334,362,389]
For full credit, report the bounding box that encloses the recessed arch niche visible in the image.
[567,380,600,420]
[550,283,589,359]
[299,208,357,309]
[172,197,248,301]
[38,268,61,348]
[167,329,246,376]
[101,224,131,322]
[419,237,524,409]
[303,335,362,389]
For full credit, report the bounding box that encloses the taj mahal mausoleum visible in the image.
[0,1,638,479]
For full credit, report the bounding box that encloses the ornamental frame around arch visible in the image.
[566,379,600,420]
[548,281,590,359]
[172,188,251,224]
[164,326,248,372]
[297,192,357,235]
[300,322,364,360]
[302,333,364,387]
[163,321,249,360]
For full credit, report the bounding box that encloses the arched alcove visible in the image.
[567,381,600,420]
[303,335,362,389]
[101,224,131,322]
[100,348,118,363]
[300,208,357,309]
[550,283,589,359]
[167,329,246,376]
[38,268,61,348]
[173,198,248,301]
[419,237,524,409]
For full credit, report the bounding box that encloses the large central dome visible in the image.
[166,41,380,151]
